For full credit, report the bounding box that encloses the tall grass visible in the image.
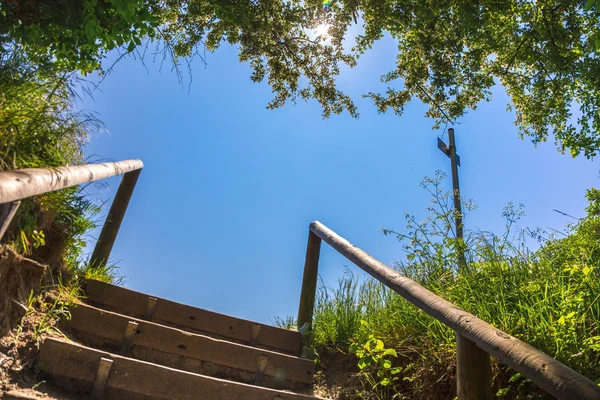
[309,172,600,399]
[0,49,117,283]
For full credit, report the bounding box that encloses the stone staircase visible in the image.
[36,280,322,399]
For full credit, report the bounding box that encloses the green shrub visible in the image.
[349,321,404,395]
[310,172,600,399]
[0,50,116,282]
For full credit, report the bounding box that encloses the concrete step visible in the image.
[37,339,323,400]
[84,280,303,356]
[67,303,314,390]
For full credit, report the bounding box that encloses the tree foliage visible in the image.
[156,0,357,117]
[0,0,159,73]
[2,0,600,156]
[0,0,357,117]
[331,0,600,158]
[159,0,600,157]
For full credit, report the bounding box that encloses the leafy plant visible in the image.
[496,373,533,398]
[350,320,403,395]
[0,0,160,73]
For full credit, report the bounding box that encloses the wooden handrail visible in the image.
[298,220,600,400]
[0,159,143,267]
[0,160,143,204]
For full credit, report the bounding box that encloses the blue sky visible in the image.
[80,35,599,325]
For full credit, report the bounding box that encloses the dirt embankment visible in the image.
[0,247,77,399]
[0,247,46,336]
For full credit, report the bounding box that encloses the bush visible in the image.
[310,172,600,399]
[0,50,115,282]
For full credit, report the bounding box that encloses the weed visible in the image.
[15,278,82,345]
[272,315,297,330]
[350,321,404,398]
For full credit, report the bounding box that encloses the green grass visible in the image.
[290,173,600,399]
[0,49,118,284]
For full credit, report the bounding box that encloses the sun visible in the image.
[314,23,330,39]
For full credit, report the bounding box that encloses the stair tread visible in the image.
[38,338,324,400]
[67,303,314,386]
[84,280,303,355]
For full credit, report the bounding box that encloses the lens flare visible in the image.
[314,23,330,38]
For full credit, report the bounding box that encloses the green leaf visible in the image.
[509,373,522,383]
[585,0,596,11]
[382,359,392,369]
[83,20,99,38]
[383,348,398,357]
[358,359,369,370]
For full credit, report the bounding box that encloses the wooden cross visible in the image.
[438,128,466,269]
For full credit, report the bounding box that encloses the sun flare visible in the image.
[314,23,330,39]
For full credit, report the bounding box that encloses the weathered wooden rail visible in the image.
[0,160,143,267]
[297,221,600,400]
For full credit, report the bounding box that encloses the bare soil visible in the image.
[0,247,76,400]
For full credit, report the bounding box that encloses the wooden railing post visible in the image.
[456,333,492,399]
[90,169,141,268]
[297,229,322,333]
[0,201,21,242]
